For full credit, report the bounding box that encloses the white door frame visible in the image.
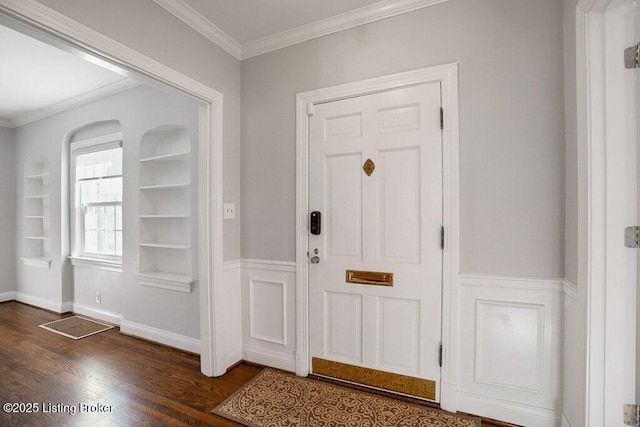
[295,63,460,410]
[576,0,637,424]
[0,0,227,376]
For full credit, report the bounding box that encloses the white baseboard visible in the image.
[561,413,572,427]
[72,303,123,326]
[439,380,458,413]
[243,345,296,372]
[217,344,243,369]
[457,391,562,427]
[14,292,68,313]
[120,319,201,354]
[0,291,15,302]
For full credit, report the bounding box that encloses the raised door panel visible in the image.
[326,154,363,259]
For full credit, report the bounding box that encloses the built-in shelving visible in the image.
[21,162,52,269]
[137,126,193,293]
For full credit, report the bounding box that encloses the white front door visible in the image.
[308,83,443,401]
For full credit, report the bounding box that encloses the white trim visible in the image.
[120,319,201,354]
[137,273,193,293]
[61,301,73,313]
[151,0,452,60]
[0,291,15,302]
[72,303,123,326]
[6,79,141,128]
[0,119,13,127]
[459,273,564,293]
[576,1,638,425]
[241,258,297,273]
[151,0,241,60]
[457,391,563,427]
[224,259,242,271]
[0,0,224,377]
[21,257,52,269]
[14,291,68,313]
[69,257,123,274]
[563,279,579,301]
[295,63,460,409]
[217,344,243,369]
[70,131,123,153]
[242,345,296,372]
[242,0,452,59]
[562,413,573,427]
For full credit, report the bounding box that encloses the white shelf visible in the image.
[139,243,191,249]
[24,194,49,199]
[139,151,190,163]
[25,173,50,180]
[139,214,191,219]
[139,183,190,190]
[24,216,46,219]
[139,126,193,292]
[24,236,48,240]
[137,272,193,293]
[21,257,52,269]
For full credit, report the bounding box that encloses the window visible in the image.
[70,134,123,264]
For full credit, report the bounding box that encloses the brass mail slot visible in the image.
[346,270,393,286]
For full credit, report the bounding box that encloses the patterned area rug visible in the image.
[213,369,480,426]
[39,316,114,340]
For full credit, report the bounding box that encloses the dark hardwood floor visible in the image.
[0,301,515,426]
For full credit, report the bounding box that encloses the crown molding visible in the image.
[151,0,451,60]
[151,0,242,60]
[5,79,141,128]
[0,119,13,128]
[241,0,452,59]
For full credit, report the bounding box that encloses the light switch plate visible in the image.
[224,203,236,219]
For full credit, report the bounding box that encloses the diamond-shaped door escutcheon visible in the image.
[363,158,375,176]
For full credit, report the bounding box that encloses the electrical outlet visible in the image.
[224,203,236,220]
[96,291,101,304]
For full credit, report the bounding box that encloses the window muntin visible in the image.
[72,144,123,262]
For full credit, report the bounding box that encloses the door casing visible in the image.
[576,0,638,425]
[0,0,226,377]
[295,63,460,411]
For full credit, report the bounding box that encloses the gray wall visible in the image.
[241,0,565,277]
[0,127,16,294]
[14,85,201,338]
[564,0,579,285]
[38,0,242,261]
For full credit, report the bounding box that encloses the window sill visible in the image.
[69,256,123,273]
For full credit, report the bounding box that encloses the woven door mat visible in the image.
[39,316,114,340]
[213,369,480,427]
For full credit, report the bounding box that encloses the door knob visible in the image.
[310,256,320,264]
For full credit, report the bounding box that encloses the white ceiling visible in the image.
[0,24,131,127]
[182,0,384,45]
[154,0,441,59]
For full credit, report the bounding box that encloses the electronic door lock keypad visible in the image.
[310,211,321,235]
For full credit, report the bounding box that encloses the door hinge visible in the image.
[307,102,316,116]
[438,343,443,367]
[625,42,640,69]
[440,226,445,250]
[625,226,640,248]
[624,404,640,426]
[440,107,444,130]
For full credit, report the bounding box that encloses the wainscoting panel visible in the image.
[241,259,296,372]
[562,279,583,427]
[249,279,287,345]
[457,274,564,427]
